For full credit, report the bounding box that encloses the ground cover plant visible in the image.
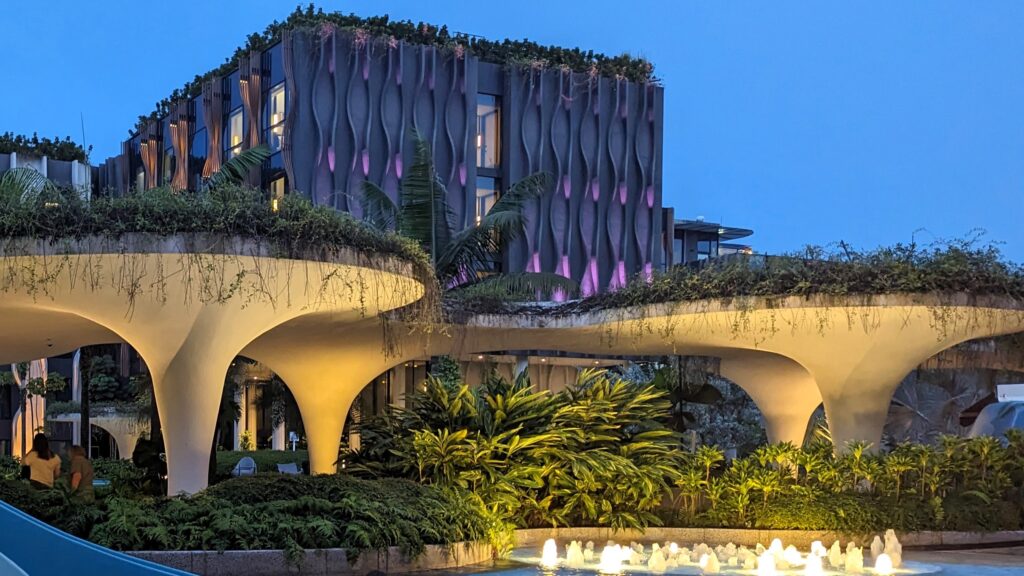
[0,474,491,564]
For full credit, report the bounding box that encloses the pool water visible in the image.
[417,548,1024,576]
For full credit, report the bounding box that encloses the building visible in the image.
[98,24,666,294]
[664,216,754,266]
[0,150,91,194]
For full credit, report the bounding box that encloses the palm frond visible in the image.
[452,272,580,301]
[488,172,550,218]
[359,180,399,231]
[204,145,272,190]
[0,167,50,204]
[435,211,522,285]
[434,172,551,284]
[398,137,454,263]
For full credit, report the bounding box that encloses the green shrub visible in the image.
[345,369,685,530]
[0,456,20,480]
[0,132,90,163]
[556,238,1024,315]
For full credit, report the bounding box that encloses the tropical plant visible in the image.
[202,145,272,191]
[360,136,578,300]
[344,368,683,530]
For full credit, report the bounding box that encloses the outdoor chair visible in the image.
[232,456,257,477]
[276,462,301,475]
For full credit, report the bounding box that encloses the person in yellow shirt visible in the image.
[21,433,61,489]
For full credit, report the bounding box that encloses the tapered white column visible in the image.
[291,384,362,475]
[721,352,821,446]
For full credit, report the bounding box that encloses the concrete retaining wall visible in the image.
[514,527,1024,550]
[129,542,491,576]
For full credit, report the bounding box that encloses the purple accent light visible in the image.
[562,175,571,199]
[527,252,542,273]
[362,54,369,80]
[560,255,571,278]
[618,182,627,205]
[458,162,466,186]
[395,153,403,178]
[643,262,653,281]
[590,178,600,201]
[646,185,654,208]
[327,146,336,173]
[361,149,369,176]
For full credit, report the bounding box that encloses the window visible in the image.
[162,148,175,185]
[226,108,244,159]
[270,176,285,211]
[191,128,207,189]
[475,177,499,226]
[696,239,718,261]
[265,83,285,152]
[476,95,500,169]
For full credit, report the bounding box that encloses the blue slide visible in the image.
[0,501,194,575]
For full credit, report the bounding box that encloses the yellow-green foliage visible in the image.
[345,369,685,530]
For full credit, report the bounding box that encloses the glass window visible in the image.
[265,83,285,153]
[475,177,499,226]
[226,108,244,159]
[476,95,500,169]
[696,239,718,261]
[162,148,175,185]
[270,176,285,211]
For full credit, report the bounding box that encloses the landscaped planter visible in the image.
[513,527,1024,550]
[128,542,491,576]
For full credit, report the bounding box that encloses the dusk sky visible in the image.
[2,1,1021,261]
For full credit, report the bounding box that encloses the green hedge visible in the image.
[1,475,492,562]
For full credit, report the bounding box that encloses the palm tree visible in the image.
[202,145,273,191]
[360,137,578,299]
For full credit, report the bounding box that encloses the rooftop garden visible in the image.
[0,158,440,334]
[0,132,91,163]
[133,3,656,134]
[451,239,1024,317]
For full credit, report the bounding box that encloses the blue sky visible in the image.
[2,1,1021,261]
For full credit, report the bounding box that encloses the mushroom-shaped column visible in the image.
[245,317,445,475]
[743,296,1024,450]
[0,237,424,494]
[719,351,821,446]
